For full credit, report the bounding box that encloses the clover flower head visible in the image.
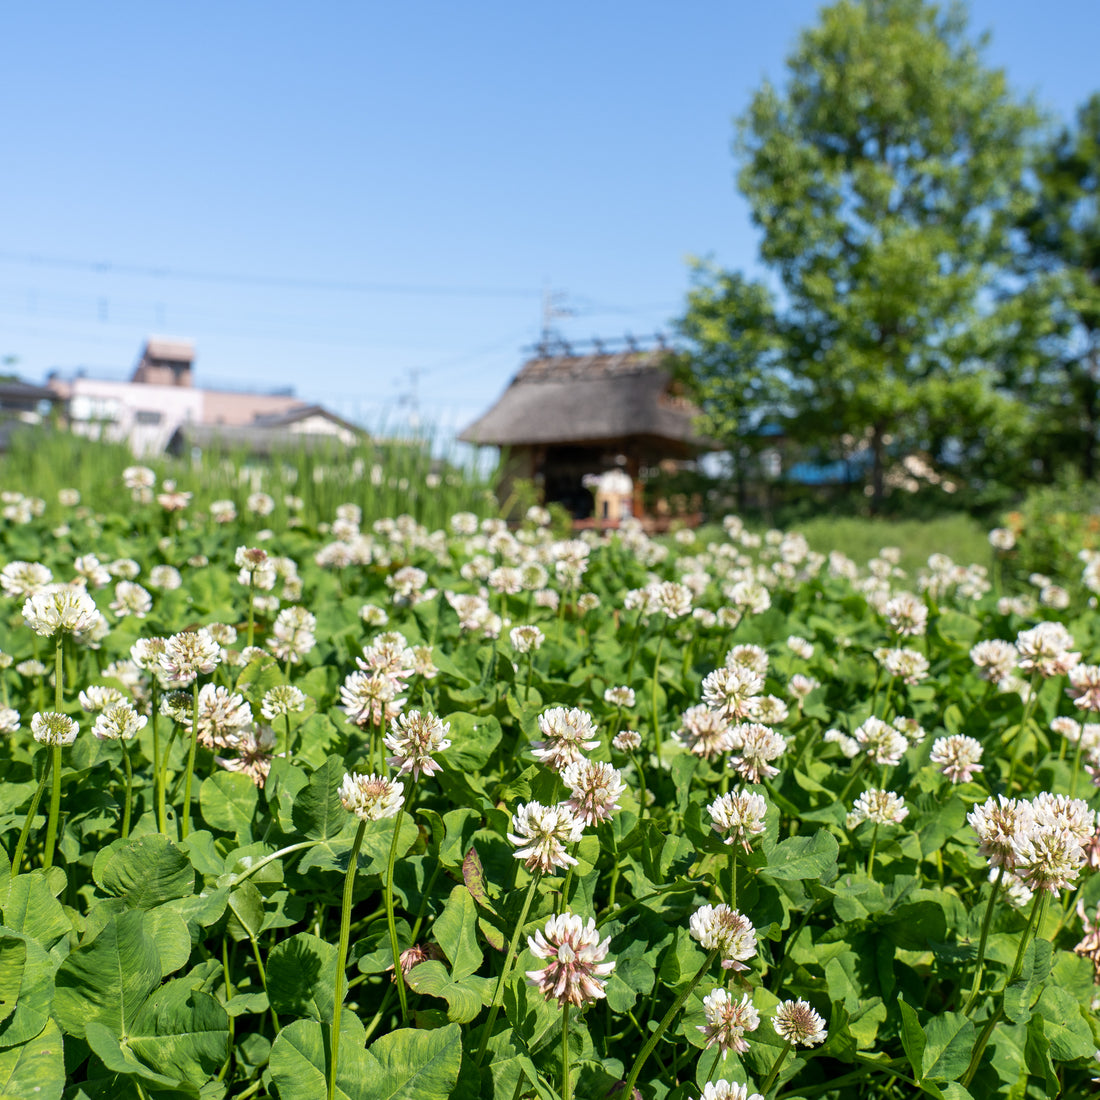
[532,706,599,771]
[729,723,787,784]
[340,669,403,727]
[604,685,635,708]
[507,801,585,873]
[876,646,930,685]
[560,759,625,825]
[509,625,545,654]
[339,772,404,820]
[788,673,819,702]
[159,629,221,685]
[968,794,1035,871]
[854,716,909,767]
[78,685,126,712]
[677,705,735,760]
[260,684,307,721]
[702,665,763,721]
[884,592,928,637]
[970,639,1018,683]
[787,635,814,660]
[689,904,757,971]
[384,709,451,779]
[1068,665,1100,713]
[0,707,20,733]
[31,711,79,746]
[267,606,317,662]
[23,584,100,636]
[725,643,769,677]
[708,789,768,850]
[612,729,642,752]
[772,998,828,1046]
[1016,621,1079,678]
[525,911,614,1007]
[698,988,760,1057]
[92,701,148,742]
[930,735,984,783]
[1,561,53,599]
[697,1085,764,1100]
[1011,824,1087,895]
[846,788,909,829]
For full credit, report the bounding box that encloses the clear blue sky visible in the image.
[2,1,1097,439]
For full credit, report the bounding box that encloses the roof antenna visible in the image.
[541,283,574,345]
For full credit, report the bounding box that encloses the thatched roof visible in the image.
[459,348,704,448]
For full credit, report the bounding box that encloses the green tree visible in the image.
[1010,93,1100,479]
[680,0,1038,510]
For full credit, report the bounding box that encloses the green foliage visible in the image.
[680,0,1041,508]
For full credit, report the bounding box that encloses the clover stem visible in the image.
[866,823,879,876]
[961,888,1047,1087]
[650,617,669,762]
[329,818,367,1100]
[1004,673,1041,793]
[759,1039,793,1095]
[10,755,51,877]
[120,741,133,839]
[619,948,718,1098]
[964,863,1005,1013]
[181,678,201,839]
[246,578,256,650]
[384,802,411,1025]
[475,870,542,1067]
[561,1001,572,1100]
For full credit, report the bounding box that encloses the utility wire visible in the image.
[0,250,542,299]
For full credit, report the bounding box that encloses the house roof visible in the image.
[459,349,704,448]
[0,381,61,403]
[250,404,362,434]
[144,338,195,363]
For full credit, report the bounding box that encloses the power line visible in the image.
[0,250,543,299]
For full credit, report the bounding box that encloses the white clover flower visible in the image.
[507,801,585,873]
[78,685,126,712]
[698,988,759,1057]
[1016,622,1079,679]
[509,625,545,654]
[339,772,404,820]
[884,592,928,637]
[846,789,909,829]
[854,716,909,767]
[689,904,757,971]
[824,727,860,758]
[247,492,275,516]
[989,527,1016,551]
[725,644,769,676]
[702,665,764,721]
[0,707,21,733]
[92,702,147,741]
[267,606,317,663]
[525,912,614,1007]
[730,723,786,784]
[260,684,307,721]
[772,998,827,1046]
[604,685,635,708]
[109,581,152,619]
[1011,825,1087,895]
[708,789,768,850]
[612,729,642,752]
[108,558,141,580]
[531,707,599,771]
[1,561,53,599]
[23,584,100,636]
[788,673,819,701]
[876,646,930,685]
[1069,665,1100,713]
[122,465,156,490]
[970,639,1018,682]
[384,710,451,780]
[698,1083,764,1100]
[31,711,79,746]
[160,629,221,685]
[677,705,735,760]
[148,565,182,590]
[340,669,403,727]
[1031,792,1096,848]
[930,735,984,783]
[73,554,111,589]
[560,759,625,825]
[969,795,1035,871]
[235,546,277,590]
[787,635,814,660]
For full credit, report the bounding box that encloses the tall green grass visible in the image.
[0,423,499,529]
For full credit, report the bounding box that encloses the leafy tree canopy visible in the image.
[680,0,1040,508]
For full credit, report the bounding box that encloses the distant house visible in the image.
[0,378,62,452]
[459,338,708,525]
[48,338,353,456]
[167,404,363,457]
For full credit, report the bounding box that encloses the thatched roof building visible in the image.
[460,340,707,523]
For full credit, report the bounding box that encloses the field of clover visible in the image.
[2,465,1100,1100]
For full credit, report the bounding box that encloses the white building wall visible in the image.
[66,378,203,456]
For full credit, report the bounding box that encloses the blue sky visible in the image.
[2,1,1097,438]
